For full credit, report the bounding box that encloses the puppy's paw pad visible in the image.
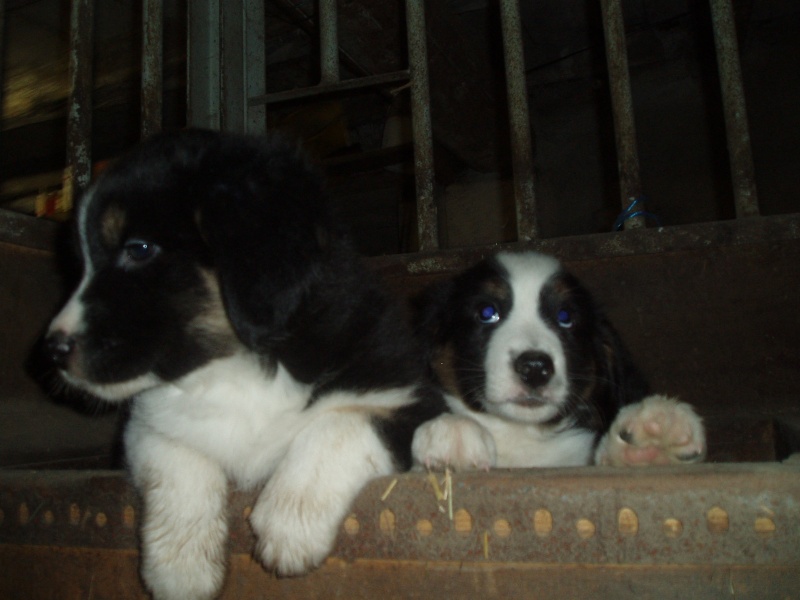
[412,414,496,471]
[599,395,706,467]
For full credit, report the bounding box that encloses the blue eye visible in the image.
[477,304,500,324]
[119,240,160,268]
[557,309,573,328]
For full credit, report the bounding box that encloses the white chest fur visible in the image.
[129,353,313,488]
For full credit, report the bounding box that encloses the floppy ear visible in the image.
[596,316,650,413]
[196,140,331,353]
[411,277,457,360]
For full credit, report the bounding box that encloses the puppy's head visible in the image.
[417,251,645,430]
[45,130,331,401]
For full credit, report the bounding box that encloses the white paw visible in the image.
[412,414,497,471]
[595,395,706,467]
[250,486,339,577]
[140,511,228,600]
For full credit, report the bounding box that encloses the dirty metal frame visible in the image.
[1,464,799,588]
[598,0,760,227]
[141,0,163,139]
[58,0,764,248]
[186,0,439,251]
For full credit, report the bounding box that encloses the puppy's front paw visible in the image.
[250,489,335,577]
[140,514,228,600]
[412,414,497,471]
[596,395,706,467]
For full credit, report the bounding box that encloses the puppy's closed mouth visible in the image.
[510,395,548,408]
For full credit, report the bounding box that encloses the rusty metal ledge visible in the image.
[369,213,800,279]
[2,464,799,598]
[2,463,798,564]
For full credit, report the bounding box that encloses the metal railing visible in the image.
[51,0,763,252]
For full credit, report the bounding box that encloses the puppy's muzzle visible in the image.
[45,330,77,370]
[513,351,554,388]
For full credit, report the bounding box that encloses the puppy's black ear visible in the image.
[196,138,331,352]
[597,317,650,413]
[411,277,456,357]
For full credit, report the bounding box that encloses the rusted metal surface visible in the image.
[499,0,538,242]
[319,0,339,84]
[141,0,163,139]
[244,0,266,135]
[599,0,646,230]
[368,212,800,279]
[187,0,221,129]
[220,0,245,133]
[3,548,799,600]
[1,464,798,568]
[406,0,438,252]
[709,0,760,219]
[0,0,5,165]
[66,0,94,202]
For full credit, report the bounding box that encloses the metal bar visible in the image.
[405,0,438,252]
[244,0,266,134]
[499,0,538,242]
[599,0,646,230]
[2,464,799,563]
[319,0,339,84]
[141,0,163,139]
[248,70,410,107]
[66,0,94,201]
[220,0,245,132]
[709,0,759,218]
[187,0,221,129]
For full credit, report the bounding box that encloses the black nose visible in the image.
[46,331,76,369]
[513,351,554,388]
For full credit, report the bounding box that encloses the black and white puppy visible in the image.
[411,251,705,470]
[45,130,444,599]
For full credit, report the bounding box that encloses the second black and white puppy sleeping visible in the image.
[44,130,444,600]
[412,251,706,470]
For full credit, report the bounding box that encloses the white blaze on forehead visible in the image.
[483,252,569,419]
[76,186,97,277]
[48,187,99,337]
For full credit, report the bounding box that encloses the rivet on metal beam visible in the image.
[663,517,684,538]
[493,518,512,538]
[416,518,433,536]
[343,515,360,536]
[533,508,553,537]
[42,511,55,527]
[453,508,472,534]
[123,505,136,529]
[707,506,730,534]
[576,518,596,539]
[618,507,639,536]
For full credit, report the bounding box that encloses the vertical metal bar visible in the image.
[141,0,163,139]
[499,0,538,242]
[709,0,759,218]
[600,0,646,230]
[67,0,94,201]
[319,0,339,84]
[406,0,438,252]
[187,0,221,129]
[220,0,245,132]
[0,0,6,137]
[244,0,266,134]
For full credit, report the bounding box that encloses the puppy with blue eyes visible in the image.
[411,251,706,470]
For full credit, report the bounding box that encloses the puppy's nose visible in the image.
[45,331,76,369]
[513,351,554,387]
